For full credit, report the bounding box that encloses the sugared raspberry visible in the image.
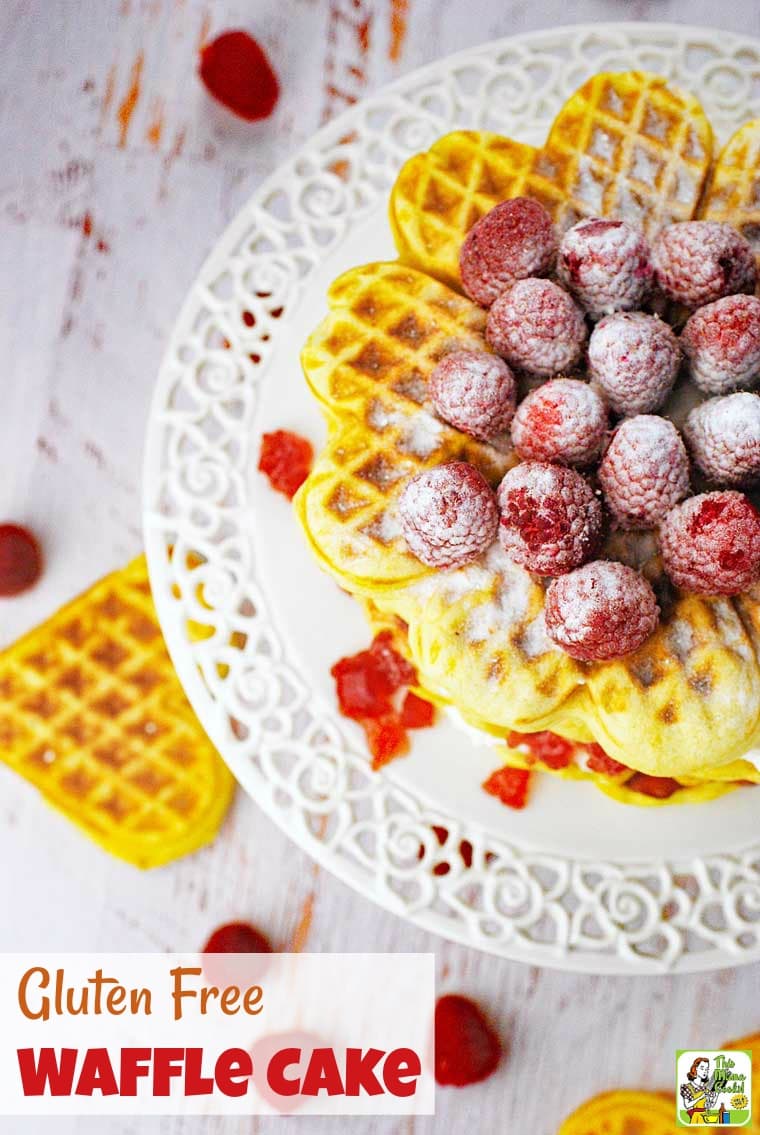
[459,198,557,307]
[660,491,760,595]
[557,218,653,317]
[681,294,760,394]
[511,378,607,466]
[588,312,680,416]
[429,350,516,441]
[652,221,756,308]
[399,462,498,569]
[497,462,602,576]
[486,278,587,378]
[545,561,660,661]
[599,416,690,529]
[684,392,760,486]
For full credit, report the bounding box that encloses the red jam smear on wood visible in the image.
[482,766,532,810]
[330,631,435,769]
[199,30,280,121]
[258,430,313,499]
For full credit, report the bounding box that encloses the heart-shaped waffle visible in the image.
[702,118,760,266]
[390,71,713,289]
[296,71,760,785]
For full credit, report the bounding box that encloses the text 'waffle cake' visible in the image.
[0,557,235,867]
[296,70,760,803]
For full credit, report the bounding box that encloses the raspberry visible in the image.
[588,311,680,416]
[482,766,532,810]
[681,294,760,395]
[203,922,272,955]
[199,30,280,121]
[459,197,557,307]
[434,995,502,1086]
[545,561,660,661]
[486,278,587,378]
[429,350,516,441]
[399,462,498,569]
[258,430,313,499]
[497,462,602,576]
[684,393,760,487]
[660,491,760,595]
[511,378,607,466]
[0,524,43,597]
[599,415,690,529]
[557,217,653,316]
[687,394,760,490]
[652,221,756,308]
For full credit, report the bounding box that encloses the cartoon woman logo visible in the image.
[680,1058,719,1125]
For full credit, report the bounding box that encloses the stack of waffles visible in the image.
[296,71,760,805]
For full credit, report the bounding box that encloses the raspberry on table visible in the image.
[684,392,760,487]
[544,561,660,661]
[660,490,760,595]
[557,217,653,317]
[599,415,690,529]
[0,524,43,597]
[399,462,498,569]
[486,278,587,378]
[511,378,607,466]
[497,461,602,576]
[429,349,516,441]
[680,294,760,395]
[459,197,557,307]
[651,220,757,308]
[588,311,680,416]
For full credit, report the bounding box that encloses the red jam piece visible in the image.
[434,994,502,1087]
[369,630,417,688]
[199,30,280,121]
[401,690,435,729]
[330,649,395,720]
[482,766,532,809]
[363,713,408,770]
[203,921,272,955]
[508,730,574,770]
[585,744,629,777]
[258,430,313,500]
[0,524,43,597]
[626,772,682,800]
[201,921,272,989]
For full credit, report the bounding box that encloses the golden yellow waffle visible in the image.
[702,119,760,269]
[557,1091,674,1135]
[0,557,235,868]
[391,72,713,289]
[296,262,514,594]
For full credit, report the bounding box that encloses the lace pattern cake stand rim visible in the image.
[143,23,760,974]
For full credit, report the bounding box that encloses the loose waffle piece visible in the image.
[557,1091,674,1135]
[0,556,235,868]
[295,262,514,594]
[701,119,760,268]
[390,71,713,289]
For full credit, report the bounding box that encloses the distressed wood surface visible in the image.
[1,2,760,1132]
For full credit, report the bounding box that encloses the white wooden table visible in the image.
[1,2,760,1132]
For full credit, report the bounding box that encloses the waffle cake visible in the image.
[296,70,760,803]
[0,557,235,867]
[390,72,713,290]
